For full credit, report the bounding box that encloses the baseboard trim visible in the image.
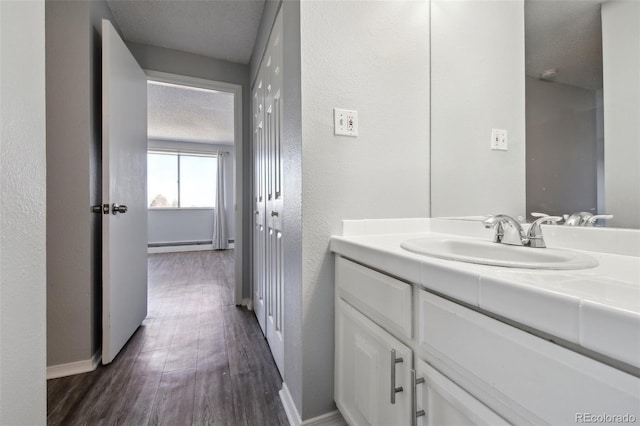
[148,243,235,254]
[302,410,346,426]
[47,349,101,380]
[280,383,302,426]
[279,382,346,426]
[242,298,253,309]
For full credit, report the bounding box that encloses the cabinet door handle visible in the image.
[411,369,426,426]
[390,349,404,404]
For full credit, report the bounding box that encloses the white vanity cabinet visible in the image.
[335,257,505,426]
[334,255,640,425]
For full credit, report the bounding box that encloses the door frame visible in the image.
[144,70,244,305]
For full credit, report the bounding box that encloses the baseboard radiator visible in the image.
[148,239,234,248]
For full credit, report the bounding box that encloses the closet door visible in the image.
[264,11,284,376]
[252,70,267,336]
[251,8,284,377]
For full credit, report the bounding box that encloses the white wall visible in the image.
[149,209,214,243]
[526,77,599,218]
[300,1,430,419]
[46,0,95,368]
[147,140,235,245]
[602,0,640,229]
[0,0,47,423]
[431,0,526,219]
[46,0,119,368]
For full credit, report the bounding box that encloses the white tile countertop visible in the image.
[330,218,640,372]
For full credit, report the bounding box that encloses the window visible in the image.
[147,152,217,208]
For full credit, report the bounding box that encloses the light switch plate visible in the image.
[334,108,358,137]
[491,128,508,150]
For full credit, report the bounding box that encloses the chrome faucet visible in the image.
[564,212,614,226]
[483,214,528,245]
[483,214,562,248]
[564,212,593,226]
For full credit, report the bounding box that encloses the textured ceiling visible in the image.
[147,81,235,144]
[106,0,265,64]
[526,0,605,90]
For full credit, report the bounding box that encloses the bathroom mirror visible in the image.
[430,0,639,229]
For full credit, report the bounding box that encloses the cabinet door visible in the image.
[412,359,508,426]
[336,299,411,426]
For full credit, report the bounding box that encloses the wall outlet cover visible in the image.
[491,128,508,150]
[334,108,358,137]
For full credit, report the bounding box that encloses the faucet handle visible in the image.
[532,215,563,225]
[531,212,549,218]
[585,214,613,226]
[527,216,562,248]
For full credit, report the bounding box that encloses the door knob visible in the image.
[92,204,109,214]
[112,203,128,214]
[271,211,279,217]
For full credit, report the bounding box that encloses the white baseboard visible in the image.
[280,383,302,426]
[148,243,235,254]
[47,349,101,380]
[279,382,346,426]
[242,298,253,309]
[302,411,347,426]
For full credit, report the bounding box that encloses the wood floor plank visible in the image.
[148,368,197,426]
[230,368,288,426]
[223,306,275,376]
[47,372,100,425]
[140,317,178,353]
[105,348,168,426]
[193,350,235,426]
[48,251,287,426]
[61,325,147,424]
[164,317,200,372]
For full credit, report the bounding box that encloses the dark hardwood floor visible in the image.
[47,250,289,426]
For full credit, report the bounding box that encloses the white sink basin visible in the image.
[400,237,598,270]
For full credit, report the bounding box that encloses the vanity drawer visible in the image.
[418,289,640,425]
[336,256,412,338]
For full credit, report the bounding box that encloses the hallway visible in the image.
[47,251,288,425]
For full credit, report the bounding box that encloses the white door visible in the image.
[253,69,267,335]
[264,11,284,376]
[101,19,148,364]
[252,9,284,377]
